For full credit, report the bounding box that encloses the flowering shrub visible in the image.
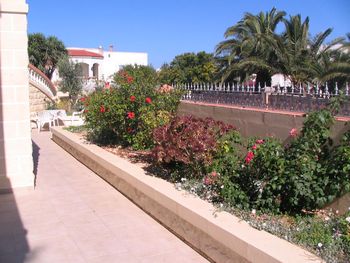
[281,109,335,212]
[84,65,183,149]
[152,116,235,177]
[239,138,286,212]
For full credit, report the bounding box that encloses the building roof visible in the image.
[67,49,104,58]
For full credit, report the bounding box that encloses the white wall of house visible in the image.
[69,47,148,81]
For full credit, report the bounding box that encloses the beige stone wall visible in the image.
[178,102,349,143]
[29,83,49,113]
[0,0,34,189]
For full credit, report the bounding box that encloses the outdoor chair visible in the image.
[36,110,56,132]
[55,109,84,126]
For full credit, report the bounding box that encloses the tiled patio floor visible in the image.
[0,131,209,263]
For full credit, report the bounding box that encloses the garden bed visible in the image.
[51,126,323,263]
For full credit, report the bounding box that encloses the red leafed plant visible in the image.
[152,115,235,177]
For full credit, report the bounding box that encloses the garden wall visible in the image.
[51,127,322,263]
[178,101,349,145]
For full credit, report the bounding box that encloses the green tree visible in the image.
[158,51,216,84]
[277,15,344,85]
[215,8,286,84]
[28,33,67,79]
[57,57,83,111]
[114,64,158,88]
[215,9,348,87]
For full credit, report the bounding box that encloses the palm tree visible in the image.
[278,15,345,86]
[216,8,350,89]
[215,8,286,84]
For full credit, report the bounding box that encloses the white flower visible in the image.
[324,216,330,221]
[345,217,350,223]
[220,203,223,208]
[181,177,187,182]
[251,209,256,215]
[220,185,224,189]
[262,223,266,227]
[317,243,323,248]
[335,210,339,214]
[190,187,195,192]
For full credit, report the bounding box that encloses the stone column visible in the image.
[0,0,34,189]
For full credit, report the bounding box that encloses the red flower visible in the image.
[127,76,133,84]
[105,82,110,89]
[245,151,254,164]
[84,109,88,113]
[252,144,257,150]
[127,112,135,119]
[289,128,298,137]
[256,139,264,144]
[80,97,86,102]
[145,97,152,104]
[130,95,136,102]
[100,105,106,113]
[127,127,133,133]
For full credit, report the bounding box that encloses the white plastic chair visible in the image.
[36,111,56,132]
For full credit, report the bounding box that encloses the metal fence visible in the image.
[174,82,350,116]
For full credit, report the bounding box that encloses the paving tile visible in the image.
[0,131,209,263]
[75,235,128,259]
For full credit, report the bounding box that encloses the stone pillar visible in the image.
[0,0,34,189]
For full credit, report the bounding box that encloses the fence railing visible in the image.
[174,82,350,116]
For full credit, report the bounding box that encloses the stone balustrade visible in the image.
[28,63,57,101]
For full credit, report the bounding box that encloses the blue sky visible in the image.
[27,0,349,69]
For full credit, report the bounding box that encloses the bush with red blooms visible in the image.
[83,65,183,149]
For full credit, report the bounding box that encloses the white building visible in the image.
[53,46,148,83]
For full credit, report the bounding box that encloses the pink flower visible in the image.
[80,97,86,102]
[256,139,264,144]
[145,97,152,104]
[289,128,298,137]
[211,171,218,177]
[245,151,254,164]
[252,144,257,150]
[130,95,136,102]
[204,176,213,185]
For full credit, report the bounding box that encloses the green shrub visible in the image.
[241,137,286,212]
[209,131,249,208]
[281,109,335,212]
[325,130,350,200]
[83,65,182,149]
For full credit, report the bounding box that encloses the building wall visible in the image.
[67,47,148,81]
[0,0,34,189]
[102,51,148,79]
